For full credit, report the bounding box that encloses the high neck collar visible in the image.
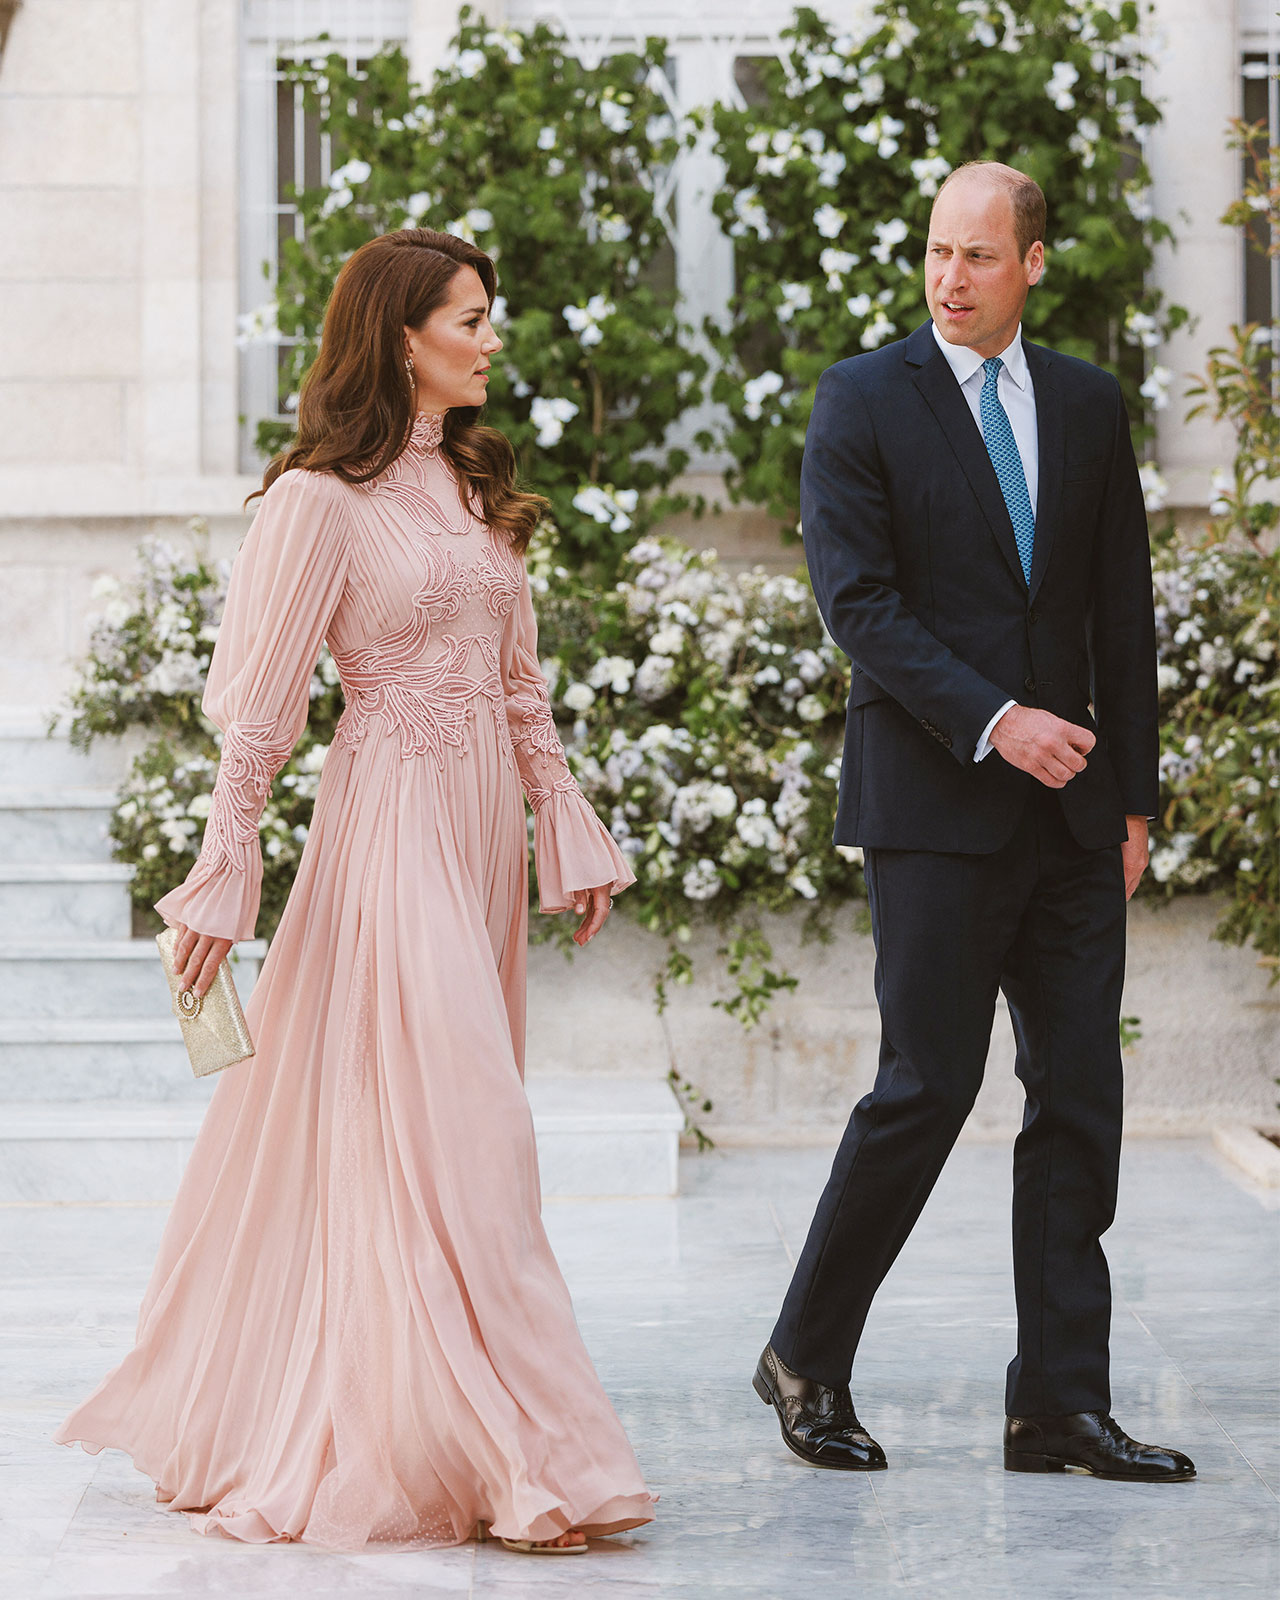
[410,410,446,454]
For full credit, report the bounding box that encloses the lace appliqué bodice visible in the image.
[329,429,575,807]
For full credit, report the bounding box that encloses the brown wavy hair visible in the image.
[251,229,548,552]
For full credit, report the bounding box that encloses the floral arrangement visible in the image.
[696,0,1185,530]
[247,7,704,569]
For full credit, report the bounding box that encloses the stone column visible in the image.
[1145,0,1240,508]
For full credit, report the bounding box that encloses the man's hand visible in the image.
[988,705,1095,788]
[1121,814,1149,901]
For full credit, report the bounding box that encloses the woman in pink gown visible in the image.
[54,229,655,1554]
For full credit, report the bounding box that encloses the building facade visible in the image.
[0,0,1275,716]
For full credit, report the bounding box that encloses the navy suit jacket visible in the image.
[802,319,1158,854]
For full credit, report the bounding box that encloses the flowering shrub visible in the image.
[1146,111,1279,974]
[529,536,862,1020]
[1149,536,1278,963]
[250,7,703,568]
[698,0,1184,528]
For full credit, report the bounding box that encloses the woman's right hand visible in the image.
[171,921,234,999]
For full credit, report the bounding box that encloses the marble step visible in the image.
[0,862,135,939]
[0,1017,210,1101]
[0,1079,685,1202]
[0,709,146,789]
[0,785,119,864]
[0,937,265,1019]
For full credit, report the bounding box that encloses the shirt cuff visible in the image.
[974,700,1017,763]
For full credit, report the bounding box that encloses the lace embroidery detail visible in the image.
[410,411,445,454]
[525,772,581,815]
[478,538,524,618]
[334,629,502,766]
[197,719,297,869]
[511,696,564,760]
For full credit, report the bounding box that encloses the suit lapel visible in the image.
[905,325,1026,590]
[1024,340,1063,603]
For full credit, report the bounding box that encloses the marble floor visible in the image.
[1,1140,1276,1598]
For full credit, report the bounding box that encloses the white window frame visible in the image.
[238,1,410,471]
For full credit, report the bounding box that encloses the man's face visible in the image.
[924,179,1044,358]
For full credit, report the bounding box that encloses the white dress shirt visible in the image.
[930,321,1038,762]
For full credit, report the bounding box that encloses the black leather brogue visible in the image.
[753,1344,887,1471]
[1004,1411,1196,1481]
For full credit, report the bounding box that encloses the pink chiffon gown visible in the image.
[53,410,655,1551]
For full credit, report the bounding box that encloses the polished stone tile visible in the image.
[1,1142,1275,1597]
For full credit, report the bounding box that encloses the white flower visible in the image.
[537,126,556,150]
[586,655,636,694]
[598,213,631,243]
[320,186,353,218]
[649,624,685,657]
[573,484,636,532]
[777,281,813,324]
[562,682,596,713]
[453,48,487,78]
[814,203,847,240]
[845,292,872,319]
[1123,186,1154,222]
[742,369,784,421]
[819,247,860,289]
[563,294,615,347]
[910,153,951,198]
[736,806,782,853]
[1156,663,1181,693]
[730,187,771,240]
[682,858,722,902]
[1123,308,1162,350]
[1139,461,1169,513]
[787,869,819,900]
[795,694,826,723]
[599,97,631,134]
[1208,467,1233,517]
[871,217,909,265]
[634,654,677,702]
[860,310,896,349]
[1047,61,1079,111]
[529,395,579,448]
[329,158,370,188]
[1139,366,1171,411]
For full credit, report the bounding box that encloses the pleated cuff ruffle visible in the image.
[532,787,637,914]
[154,844,261,944]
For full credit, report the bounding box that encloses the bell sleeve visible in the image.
[153,469,352,943]
[501,565,636,913]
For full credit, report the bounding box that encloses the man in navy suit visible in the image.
[752,162,1194,1482]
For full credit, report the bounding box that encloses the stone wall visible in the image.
[525,897,1279,1143]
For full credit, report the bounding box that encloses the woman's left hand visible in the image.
[571,885,614,946]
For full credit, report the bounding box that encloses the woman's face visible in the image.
[404,265,502,413]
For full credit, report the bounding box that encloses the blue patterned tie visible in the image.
[979,357,1035,584]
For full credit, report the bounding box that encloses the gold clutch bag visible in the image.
[156,926,256,1078]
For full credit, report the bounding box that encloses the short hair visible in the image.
[932,161,1046,260]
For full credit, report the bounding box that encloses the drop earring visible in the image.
[404,355,415,382]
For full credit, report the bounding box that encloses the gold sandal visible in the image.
[499,1535,588,1554]
[475,1519,587,1554]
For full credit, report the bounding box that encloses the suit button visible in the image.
[1024,676,1036,692]
[1028,606,1039,624]
[942,736,952,749]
